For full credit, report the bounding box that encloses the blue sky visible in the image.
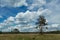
[0,0,60,32]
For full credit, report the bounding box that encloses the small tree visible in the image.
[11,28,20,33]
[36,15,47,34]
[0,31,2,34]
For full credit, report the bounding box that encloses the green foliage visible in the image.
[36,15,47,34]
[38,15,46,26]
[0,31,2,34]
[11,29,20,33]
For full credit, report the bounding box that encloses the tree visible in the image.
[0,31,2,34]
[36,15,47,34]
[11,28,20,33]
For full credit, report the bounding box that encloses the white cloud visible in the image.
[0,0,60,32]
[7,16,15,22]
[45,0,60,24]
[0,8,51,32]
[51,24,59,27]
[14,0,28,7]
[28,0,46,10]
[45,24,60,32]
[0,0,27,7]
[27,0,60,24]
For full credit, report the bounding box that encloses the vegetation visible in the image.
[0,34,60,40]
[11,28,20,33]
[36,15,47,34]
[0,31,2,34]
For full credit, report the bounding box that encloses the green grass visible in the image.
[0,34,60,40]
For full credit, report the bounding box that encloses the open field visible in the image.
[0,34,60,40]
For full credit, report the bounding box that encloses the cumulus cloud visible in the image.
[0,0,60,32]
[27,0,60,24]
[0,8,51,32]
[45,24,60,32]
[0,0,28,7]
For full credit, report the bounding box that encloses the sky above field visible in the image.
[0,0,60,32]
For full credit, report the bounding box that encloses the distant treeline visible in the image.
[0,31,60,34]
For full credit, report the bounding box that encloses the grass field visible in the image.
[0,34,60,40]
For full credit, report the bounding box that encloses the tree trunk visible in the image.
[40,26,43,35]
[39,26,43,35]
